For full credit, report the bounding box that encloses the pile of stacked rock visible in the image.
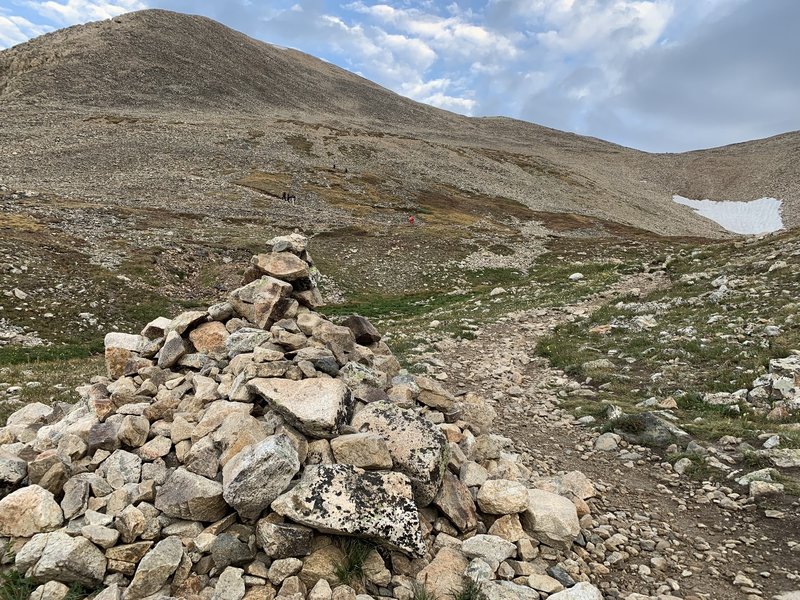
[0,234,602,600]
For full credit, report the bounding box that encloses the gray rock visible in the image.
[213,566,246,600]
[155,467,227,522]
[16,531,106,586]
[461,534,516,572]
[125,536,184,599]
[351,401,448,506]
[157,330,188,368]
[0,453,27,484]
[476,480,529,515]
[29,581,70,600]
[102,449,142,490]
[271,464,426,556]
[433,472,478,532]
[223,434,300,521]
[249,378,353,438]
[548,582,603,600]
[255,521,314,558]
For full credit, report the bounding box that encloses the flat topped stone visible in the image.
[249,378,353,439]
[271,464,426,557]
[252,252,310,281]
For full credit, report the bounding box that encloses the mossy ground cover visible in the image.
[539,230,800,452]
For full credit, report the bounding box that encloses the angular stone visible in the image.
[29,581,70,600]
[141,317,172,339]
[249,378,353,438]
[252,252,310,282]
[268,557,304,585]
[351,401,448,506]
[116,504,146,543]
[477,480,529,514]
[416,547,469,600]
[311,321,355,353]
[226,328,272,358]
[118,415,150,448]
[102,449,142,490]
[81,525,120,549]
[330,433,393,469]
[341,315,381,345]
[0,485,63,537]
[190,321,230,359]
[229,277,293,328]
[482,581,540,600]
[223,434,300,521]
[461,534,517,572]
[158,330,188,368]
[61,476,90,521]
[298,545,345,589]
[214,566,246,600]
[168,310,208,336]
[548,582,603,600]
[459,393,496,435]
[434,472,478,532]
[125,536,184,599]
[521,489,580,552]
[272,464,426,556]
[416,377,456,411]
[256,521,313,558]
[155,467,227,522]
[0,453,27,484]
[16,531,106,586]
[487,514,527,543]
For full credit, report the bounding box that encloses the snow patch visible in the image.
[672,196,784,235]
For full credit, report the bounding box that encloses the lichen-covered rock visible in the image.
[351,401,448,506]
[0,485,63,537]
[249,378,353,438]
[155,467,227,522]
[222,434,300,521]
[16,531,106,586]
[271,464,426,556]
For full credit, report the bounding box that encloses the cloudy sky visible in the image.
[1,0,798,152]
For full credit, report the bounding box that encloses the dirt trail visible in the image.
[431,272,800,600]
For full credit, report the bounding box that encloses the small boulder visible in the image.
[0,485,63,537]
[521,489,580,551]
[271,464,426,556]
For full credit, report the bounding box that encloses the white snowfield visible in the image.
[672,195,784,235]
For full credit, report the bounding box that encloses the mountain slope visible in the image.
[0,8,798,236]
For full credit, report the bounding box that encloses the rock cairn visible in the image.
[0,234,602,600]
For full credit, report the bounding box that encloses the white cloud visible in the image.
[0,13,52,48]
[24,0,147,26]
[422,92,476,114]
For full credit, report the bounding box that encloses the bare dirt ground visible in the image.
[433,272,800,599]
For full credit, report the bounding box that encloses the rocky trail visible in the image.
[428,272,800,600]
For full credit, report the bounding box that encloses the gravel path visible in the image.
[427,272,800,600]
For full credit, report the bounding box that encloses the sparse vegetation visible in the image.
[333,538,375,586]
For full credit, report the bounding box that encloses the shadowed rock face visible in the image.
[271,463,427,556]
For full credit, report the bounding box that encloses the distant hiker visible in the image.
[288,194,296,205]
[408,215,415,226]
[333,163,336,170]
[282,192,286,201]
[344,167,348,174]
